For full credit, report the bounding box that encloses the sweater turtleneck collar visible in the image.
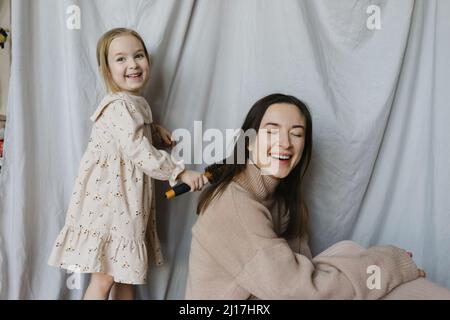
[233,163,280,205]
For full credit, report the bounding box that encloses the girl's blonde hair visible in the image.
[96,28,151,93]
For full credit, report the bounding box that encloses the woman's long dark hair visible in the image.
[197,93,313,240]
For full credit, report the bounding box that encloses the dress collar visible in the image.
[90,92,151,123]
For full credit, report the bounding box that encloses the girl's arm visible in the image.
[99,99,184,186]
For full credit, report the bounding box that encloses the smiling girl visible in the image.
[48,28,207,300]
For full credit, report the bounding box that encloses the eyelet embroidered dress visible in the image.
[48,92,184,284]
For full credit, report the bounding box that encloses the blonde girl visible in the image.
[48,28,207,300]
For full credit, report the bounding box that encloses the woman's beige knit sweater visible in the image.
[186,164,419,299]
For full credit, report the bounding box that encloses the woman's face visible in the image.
[250,103,306,179]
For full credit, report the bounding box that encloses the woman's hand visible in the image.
[418,269,426,277]
[178,170,209,192]
[406,251,427,278]
[153,124,175,147]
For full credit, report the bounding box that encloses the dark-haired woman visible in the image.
[185,93,450,299]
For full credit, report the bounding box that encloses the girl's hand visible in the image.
[178,170,209,192]
[406,251,426,278]
[154,124,175,147]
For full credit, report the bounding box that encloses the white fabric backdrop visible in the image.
[1,0,449,299]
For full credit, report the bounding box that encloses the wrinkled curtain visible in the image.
[1,0,449,299]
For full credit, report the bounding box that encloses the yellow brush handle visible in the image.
[165,189,176,200]
[165,171,213,199]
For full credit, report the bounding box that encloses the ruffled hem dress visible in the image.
[48,92,184,284]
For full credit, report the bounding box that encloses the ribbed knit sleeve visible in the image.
[191,183,419,299]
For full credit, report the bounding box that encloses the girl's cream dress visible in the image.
[48,92,184,284]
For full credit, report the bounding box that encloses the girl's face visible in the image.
[107,34,149,95]
[249,103,306,179]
